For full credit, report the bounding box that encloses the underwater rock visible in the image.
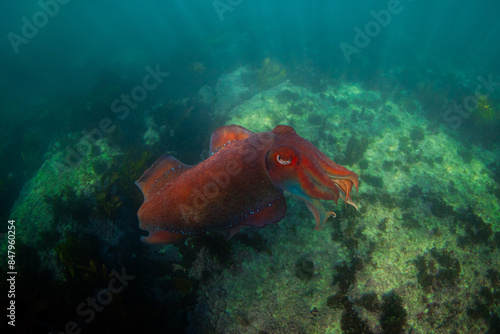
[7,136,121,279]
[143,113,160,146]
[214,66,255,115]
[182,80,500,333]
[275,89,299,104]
[352,90,381,108]
[197,84,214,105]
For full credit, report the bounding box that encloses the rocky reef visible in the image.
[186,67,500,333]
[3,64,499,333]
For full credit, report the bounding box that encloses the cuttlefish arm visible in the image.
[265,125,359,230]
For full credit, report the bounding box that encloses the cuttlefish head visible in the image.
[265,125,359,230]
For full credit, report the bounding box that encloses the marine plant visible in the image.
[357,292,380,312]
[328,268,375,334]
[361,174,384,188]
[382,160,394,170]
[343,136,371,165]
[414,255,436,290]
[332,259,362,293]
[340,306,373,334]
[358,159,369,169]
[328,259,375,333]
[92,170,122,217]
[256,57,286,89]
[397,136,411,155]
[379,194,397,209]
[55,235,104,282]
[475,94,499,123]
[189,61,206,74]
[96,191,122,216]
[275,89,299,104]
[457,147,473,163]
[414,247,461,291]
[288,103,304,115]
[327,293,346,310]
[456,207,494,247]
[44,185,92,224]
[467,270,500,326]
[94,149,151,217]
[295,256,315,280]
[122,150,151,184]
[409,126,425,146]
[307,113,325,125]
[380,292,408,334]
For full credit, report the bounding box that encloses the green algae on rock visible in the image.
[186,74,500,333]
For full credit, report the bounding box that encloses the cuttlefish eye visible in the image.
[277,155,292,165]
[274,146,298,165]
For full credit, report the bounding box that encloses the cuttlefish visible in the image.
[136,125,359,244]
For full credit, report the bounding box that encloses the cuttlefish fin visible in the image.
[298,197,336,231]
[209,125,254,154]
[224,193,287,240]
[224,225,245,240]
[141,230,189,245]
[135,154,190,201]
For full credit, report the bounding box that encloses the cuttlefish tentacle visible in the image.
[301,157,359,228]
[300,197,337,231]
[265,125,359,231]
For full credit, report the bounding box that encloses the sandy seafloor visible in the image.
[4,64,500,333]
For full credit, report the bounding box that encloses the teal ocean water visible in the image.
[1,1,499,333]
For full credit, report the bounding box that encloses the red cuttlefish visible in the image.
[136,125,359,244]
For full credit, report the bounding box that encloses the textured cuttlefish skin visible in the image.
[136,125,359,245]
